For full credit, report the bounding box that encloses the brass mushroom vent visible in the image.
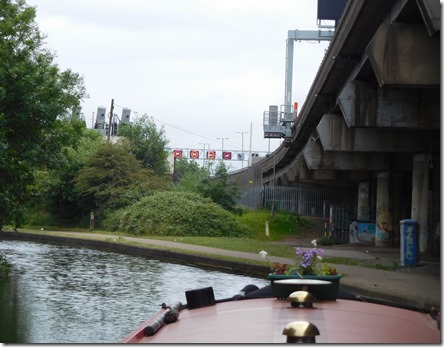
[288,291,316,308]
[282,320,320,343]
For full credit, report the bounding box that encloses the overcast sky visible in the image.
[27,0,332,171]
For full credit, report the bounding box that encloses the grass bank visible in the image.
[11,209,399,272]
[19,209,312,258]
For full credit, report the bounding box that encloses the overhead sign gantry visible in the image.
[263,0,348,139]
[263,29,334,139]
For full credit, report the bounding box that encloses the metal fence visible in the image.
[238,184,356,219]
[327,205,351,241]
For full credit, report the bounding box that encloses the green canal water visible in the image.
[0,240,267,343]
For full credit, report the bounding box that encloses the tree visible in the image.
[200,162,241,213]
[74,142,170,222]
[174,159,241,213]
[29,126,104,224]
[173,157,210,191]
[118,114,170,176]
[0,0,86,228]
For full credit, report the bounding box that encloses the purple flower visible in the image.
[294,246,325,275]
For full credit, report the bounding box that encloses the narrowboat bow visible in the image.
[121,280,440,343]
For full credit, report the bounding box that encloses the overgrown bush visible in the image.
[103,191,250,237]
[174,159,242,214]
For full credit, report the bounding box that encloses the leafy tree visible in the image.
[28,126,104,225]
[74,143,141,215]
[118,168,172,207]
[174,159,241,213]
[74,142,170,223]
[200,162,241,213]
[0,0,86,228]
[118,114,170,176]
[173,157,210,191]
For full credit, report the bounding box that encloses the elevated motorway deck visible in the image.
[231,0,440,254]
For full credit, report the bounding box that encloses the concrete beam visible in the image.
[294,154,310,181]
[338,81,440,129]
[309,170,339,181]
[284,166,297,184]
[297,156,337,182]
[279,172,289,185]
[317,113,438,152]
[275,151,370,186]
[417,0,441,36]
[303,138,389,171]
[366,23,440,87]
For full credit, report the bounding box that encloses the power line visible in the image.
[113,102,243,150]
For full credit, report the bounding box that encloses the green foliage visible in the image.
[23,208,55,227]
[103,191,250,237]
[200,162,241,213]
[29,127,103,222]
[118,114,170,176]
[174,160,241,213]
[26,122,172,227]
[173,158,209,191]
[74,143,148,219]
[319,263,338,276]
[0,254,13,279]
[0,0,86,228]
[117,168,171,206]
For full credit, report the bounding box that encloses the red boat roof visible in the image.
[121,298,440,344]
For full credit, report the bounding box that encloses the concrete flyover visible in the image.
[231,0,440,255]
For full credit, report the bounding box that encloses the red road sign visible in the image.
[173,149,182,158]
[190,150,199,159]
[207,150,216,160]
[222,151,232,160]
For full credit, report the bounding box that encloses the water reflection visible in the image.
[0,240,267,343]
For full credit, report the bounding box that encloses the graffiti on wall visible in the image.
[349,221,376,243]
[376,207,392,242]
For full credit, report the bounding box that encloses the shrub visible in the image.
[103,191,250,237]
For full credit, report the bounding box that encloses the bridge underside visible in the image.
[232,0,440,254]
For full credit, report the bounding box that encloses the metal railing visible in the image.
[238,184,356,219]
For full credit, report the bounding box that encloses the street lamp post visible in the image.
[236,131,248,169]
[217,137,229,160]
[199,142,210,167]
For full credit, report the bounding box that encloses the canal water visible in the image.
[0,240,268,343]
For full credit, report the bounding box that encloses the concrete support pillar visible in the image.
[357,181,370,221]
[411,154,430,253]
[391,172,405,247]
[375,172,392,247]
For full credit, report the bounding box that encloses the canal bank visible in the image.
[0,230,440,310]
[0,231,268,277]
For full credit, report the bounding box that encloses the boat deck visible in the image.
[121,298,440,343]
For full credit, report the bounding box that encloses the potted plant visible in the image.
[259,240,342,300]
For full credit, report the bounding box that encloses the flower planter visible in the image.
[267,274,342,301]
